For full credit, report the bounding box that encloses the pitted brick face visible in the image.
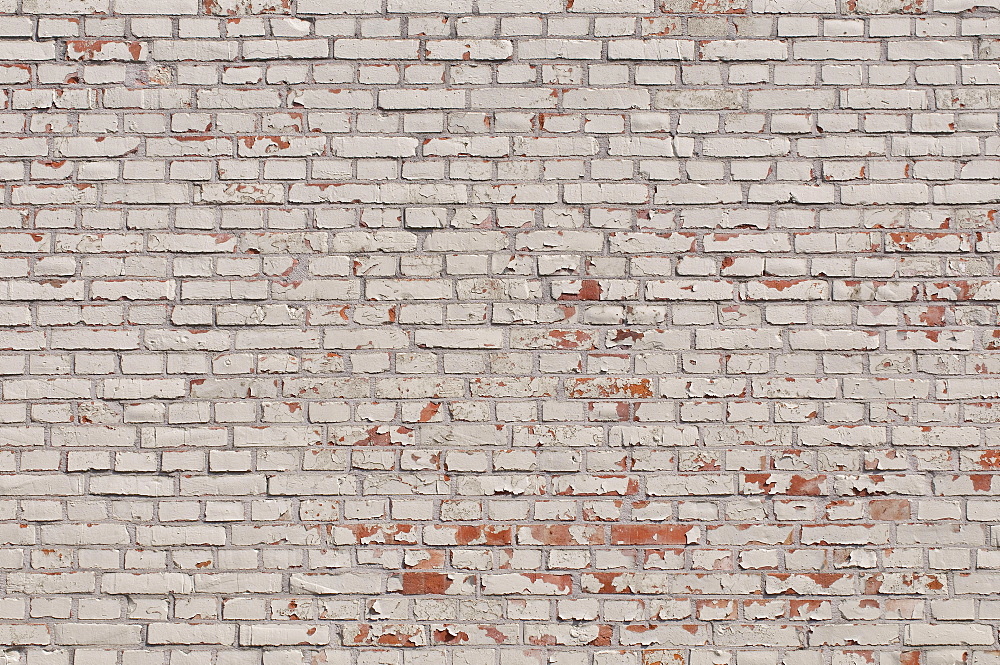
[0,0,998,663]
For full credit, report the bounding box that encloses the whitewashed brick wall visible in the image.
[1,0,999,662]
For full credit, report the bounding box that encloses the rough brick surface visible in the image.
[0,0,999,662]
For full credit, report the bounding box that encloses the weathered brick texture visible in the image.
[0,0,999,661]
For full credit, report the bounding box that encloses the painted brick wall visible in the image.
[1,0,999,662]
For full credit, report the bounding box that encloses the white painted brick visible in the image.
[0,0,993,658]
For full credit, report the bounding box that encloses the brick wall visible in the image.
[1,0,999,662]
